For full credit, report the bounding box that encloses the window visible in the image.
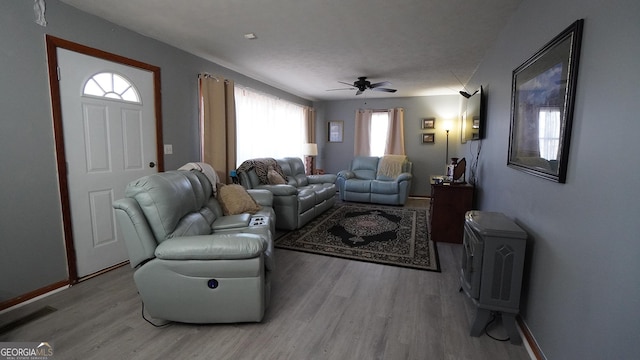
[83,72,141,103]
[234,86,306,165]
[370,112,389,157]
[538,107,561,160]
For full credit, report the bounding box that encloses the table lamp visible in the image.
[302,143,318,175]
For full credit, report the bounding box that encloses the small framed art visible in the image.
[422,133,435,143]
[421,118,435,129]
[328,121,343,142]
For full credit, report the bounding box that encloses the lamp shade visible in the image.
[302,143,318,156]
[444,120,453,132]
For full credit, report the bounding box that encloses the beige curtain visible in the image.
[199,74,236,183]
[354,109,373,156]
[304,107,316,143]
[385,108,405,155]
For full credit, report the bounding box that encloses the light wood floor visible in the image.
[0,200,531,359]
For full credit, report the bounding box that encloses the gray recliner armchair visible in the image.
[337,155,413,205]
[113,170,275,324]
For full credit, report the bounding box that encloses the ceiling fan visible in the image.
[328,76,397,95]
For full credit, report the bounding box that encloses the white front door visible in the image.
[58,48,158,278]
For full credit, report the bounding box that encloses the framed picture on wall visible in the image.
[421,118,435,129]
[507,19,583,183]
[328,121,343,142]
[422,133,435,143]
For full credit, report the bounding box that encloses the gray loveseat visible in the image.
[337,155,413,205]
[237,157,337,230]
[113,169,275,324]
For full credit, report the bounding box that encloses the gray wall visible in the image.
[314,95,464,197]
[464,0,640,358]
[0,0,308,304]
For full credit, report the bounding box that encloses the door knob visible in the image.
[149,162,156,168]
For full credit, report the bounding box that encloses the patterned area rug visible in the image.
[275,202,440,272]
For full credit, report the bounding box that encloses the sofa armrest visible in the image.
[255,184,298,196]
[337,170,355,179]
[155,233,266,260]
[113,198,157,268]
[308,173,337,184]
[212,213,251,231]
[396,172,413,182]
[247,189,273,207]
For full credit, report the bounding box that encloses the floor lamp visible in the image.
[444,121,453,180]
[445,129,450,164]
[303,143,318,175]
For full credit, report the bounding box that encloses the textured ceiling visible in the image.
[60,0,522,101]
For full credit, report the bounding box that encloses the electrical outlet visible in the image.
[164,144,173,155]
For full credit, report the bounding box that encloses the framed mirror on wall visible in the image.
[461,86,485,143]
[507,19,583,183]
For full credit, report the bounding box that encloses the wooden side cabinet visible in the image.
[429,183,474,243]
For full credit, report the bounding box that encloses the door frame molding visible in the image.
[45,35,164,284]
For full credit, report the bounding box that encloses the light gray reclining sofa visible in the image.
[237,157,337,230]
[337,155,413,205]
[113,169,275,324]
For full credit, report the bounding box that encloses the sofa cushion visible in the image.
[277,157,309,186]
[218,184,261,215]
[297,189,316,213]
[371,180,399,194]
[351,156,379,180]
[170,209,216,238]
[155,233,266,260]
[125,171,212,242]
[305,183,336,202]
[267,168,286,184]
[345,179,372,193]
[293,174,309,187]
[276,158,292,176]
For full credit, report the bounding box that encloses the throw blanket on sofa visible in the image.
[178,162,220,196]
[237,158,287,185]
[377,155,407,178]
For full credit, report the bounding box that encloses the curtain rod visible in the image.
[358,108,404,112]
[198,73,230,83]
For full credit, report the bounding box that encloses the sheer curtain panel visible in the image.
[234,86,306,165]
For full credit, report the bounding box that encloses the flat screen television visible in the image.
[461,86,486,143]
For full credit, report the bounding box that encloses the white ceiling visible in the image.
[60,0,522,101]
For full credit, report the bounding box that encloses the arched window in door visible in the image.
[83,72,141,104]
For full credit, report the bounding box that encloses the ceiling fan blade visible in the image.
[369,81,391,89]
[372,87,397,93]
[338,81,356,87]
[356,89,364,95]
[326,87,355,91]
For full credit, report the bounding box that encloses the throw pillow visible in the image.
[267,168,286,184]
[217,184,261,215]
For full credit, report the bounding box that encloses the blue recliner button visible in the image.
[207,279,219,289]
